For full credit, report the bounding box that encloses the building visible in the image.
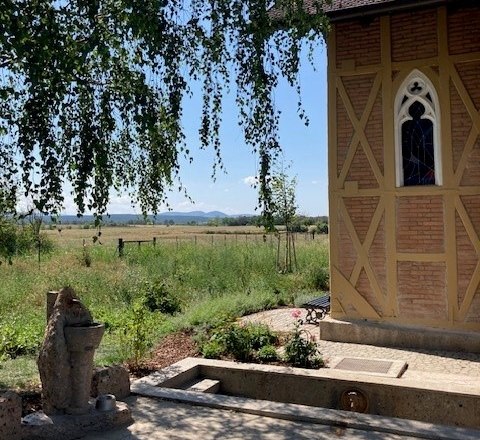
[323,0,480,348]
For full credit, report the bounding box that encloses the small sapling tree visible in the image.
[271,164,298,272]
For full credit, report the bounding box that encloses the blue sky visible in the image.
[61,45,329,217]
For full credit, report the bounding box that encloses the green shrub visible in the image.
[0,318,43,360]
[224,324,254,361]
[201,339,225,359]
[308,267,329,291]
[118,301,159,368]
[142,281,181,315]
[200,322,278,362]
[247,323,278,349]
[0,219,17,264]
[80,245,92,267]
[283,323,323,369]
[316,222,329,234]
[0,218,54,263]
[256,345,279,363]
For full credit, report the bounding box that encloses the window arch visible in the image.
[395,70,442,187]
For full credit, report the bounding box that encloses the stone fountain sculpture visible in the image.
[37,287,105,415]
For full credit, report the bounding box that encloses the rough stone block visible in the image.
[21,401,132,440]
[0,391,22,440]
[91,365,130,399]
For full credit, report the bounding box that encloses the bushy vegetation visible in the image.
[0,229,329,387]
[283,320,323,368]
[199,322,278,362]
[198,319,323,368]
[0,217,54,265]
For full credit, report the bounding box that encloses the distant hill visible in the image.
[160,211,228,218]
[46,211,235,225]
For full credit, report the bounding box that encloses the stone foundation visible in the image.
[320,317,480,353]
[0,391,22,440]
[91,365,130,399]
[21,401,132,440]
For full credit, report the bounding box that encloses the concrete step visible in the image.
[185,379,220,394]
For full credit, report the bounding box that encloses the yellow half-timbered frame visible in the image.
[328,6,480,331]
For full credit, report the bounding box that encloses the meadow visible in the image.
[0,225,329,389]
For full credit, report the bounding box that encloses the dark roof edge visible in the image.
[327,0,454,22]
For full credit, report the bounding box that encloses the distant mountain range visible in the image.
[45,211,253,225]
[160,211,228,218]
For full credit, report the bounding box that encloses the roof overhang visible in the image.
[327,0,473,22]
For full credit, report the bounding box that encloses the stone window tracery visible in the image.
[395,71,442,187]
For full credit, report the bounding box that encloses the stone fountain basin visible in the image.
[132,357,480,432]
[64,323,105,351]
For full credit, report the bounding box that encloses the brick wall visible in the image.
[336,91,354,176]
[448,7,480,55]
[397,261,447,320]
[356,268,383,315]
[332,4,480,327]
[335,18,381,68]
[396,196,444,254]
[391,9,438,62]
[364,93,384,175]
[345,147,379,189]
[344,197,379,243]
[466,289,480,322]
[338,215,357,280]
[456,62,480,114]
[456,213,476,308]
[368,214,387,298]
[450,80,471,171]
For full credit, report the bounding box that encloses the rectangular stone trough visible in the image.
[131,357,480,437]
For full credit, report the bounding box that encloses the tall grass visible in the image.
[0,233,329,388]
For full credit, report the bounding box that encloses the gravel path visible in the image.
[241,308,480,377]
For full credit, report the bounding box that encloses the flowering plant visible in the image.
[291,309,302,319]
[284,310,323,368]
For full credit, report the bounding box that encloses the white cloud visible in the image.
[242,176,257,186]
[311,180,319,185]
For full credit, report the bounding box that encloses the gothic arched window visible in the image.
[395,71,441,187]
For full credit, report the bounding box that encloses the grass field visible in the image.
[44,224,293,247]
[0,225,329,389]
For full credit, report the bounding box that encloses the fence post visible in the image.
[118,238,124,257]
[153,237,156,247]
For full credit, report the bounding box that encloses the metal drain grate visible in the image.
[334,358,394,374]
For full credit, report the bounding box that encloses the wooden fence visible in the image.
[117,232,323,257]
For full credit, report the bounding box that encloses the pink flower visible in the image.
[291,309,302,319]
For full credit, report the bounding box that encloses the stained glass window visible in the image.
[395,71,441,187]
[401,101,435,186]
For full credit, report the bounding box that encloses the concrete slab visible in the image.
[329,356,408,378]
[183,378,220,393]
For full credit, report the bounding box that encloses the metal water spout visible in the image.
[340,389,369,413]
